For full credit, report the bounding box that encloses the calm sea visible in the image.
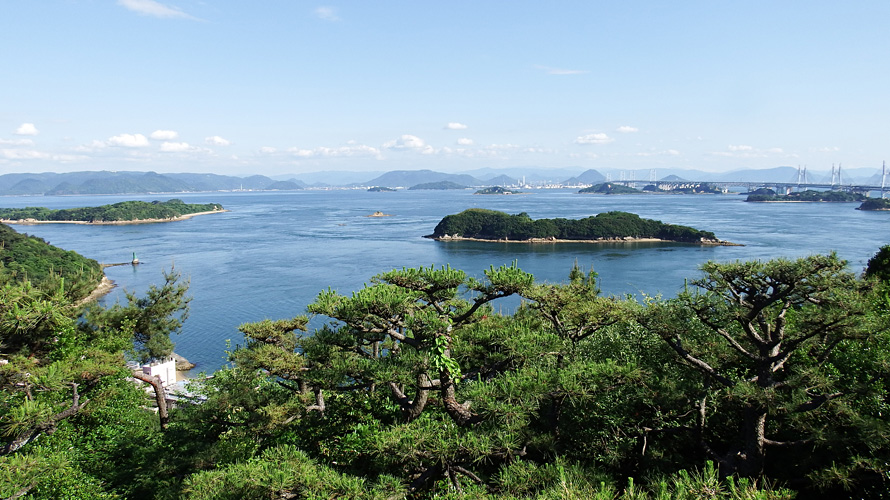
[5,189,887,372]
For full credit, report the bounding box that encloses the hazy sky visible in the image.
[2,1,888,176]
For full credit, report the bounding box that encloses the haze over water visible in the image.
[6,190,887,372]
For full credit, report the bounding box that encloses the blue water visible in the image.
[5,190,887,372]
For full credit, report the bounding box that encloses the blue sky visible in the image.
[2,1,888,177]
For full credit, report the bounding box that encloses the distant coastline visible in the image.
[0,209,227,226]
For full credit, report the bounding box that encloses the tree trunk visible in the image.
[389,373,432,421]
[440,372,482,426]
[738,405,767,477]
[133,372,169,431]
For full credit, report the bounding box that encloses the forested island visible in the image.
[474,186,522,195]
[745,188,867,202]
[858,198,890,210]
[0,199,224,224]
[578,182,640,194]
[644,183,724,194]
[427,208,728,244]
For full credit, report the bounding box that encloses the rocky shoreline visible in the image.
[427,234,741,246]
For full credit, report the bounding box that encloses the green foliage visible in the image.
[0,224,102,300]
[475,186,522,195]
[865,244,890,281]
[641,253,886,482]
[859,198,890,211]
[746,190,865,202]
[578,182,640,194]
[2,238,888,499]
[429,209,718,242]
[408,181,468,190]
[0,199,223,223]
[87,268,191,362]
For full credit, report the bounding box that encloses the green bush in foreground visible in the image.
[2,243,890,498]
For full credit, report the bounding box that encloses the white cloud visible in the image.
[635,149,681,157]
[14,123,39,136]
[286,144,381,158]
[150,129,178,140]
[205,135,231,146]
[534,65,589,75]
[75,140,108,152]
[160,141,192,152]
[713,145,791,158]
[118,0,199,20]
[259,147,278,154]
[314,6,340,21]
[1,149,50,160]
[457,138,474,146]
[108,133,150,148]
[575,133,614,145]
[445,122,468,130]
[0,138,34,146]
[383,134,426,150]
[817,146,840,153]
[617,126,638,133]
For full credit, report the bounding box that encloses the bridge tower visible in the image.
[649,169,656,183]
[882,161,887,199]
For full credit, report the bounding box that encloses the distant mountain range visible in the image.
[561,169,607,186]
[0,171,306,196]
[0,165,884,196]
[361,169,484,188]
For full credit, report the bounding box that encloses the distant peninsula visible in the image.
[745,189,867,203]
[408,181,468,190]
[0,199,225,225]
[368,186,396,192]
[426,209,735,245]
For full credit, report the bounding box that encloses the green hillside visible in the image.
[0,223,102,299]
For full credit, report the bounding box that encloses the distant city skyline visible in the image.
[2,1,889,176]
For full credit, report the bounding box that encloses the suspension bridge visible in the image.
[609,163,889,196]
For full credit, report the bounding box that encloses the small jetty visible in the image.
[102,252,142,268]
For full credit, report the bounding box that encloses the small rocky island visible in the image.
[0,199,225,225]
[475,186,522,195]
[745,189,867,203]
[426,208,736,245]
[857,198,890,211]
[578,183,640,195]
